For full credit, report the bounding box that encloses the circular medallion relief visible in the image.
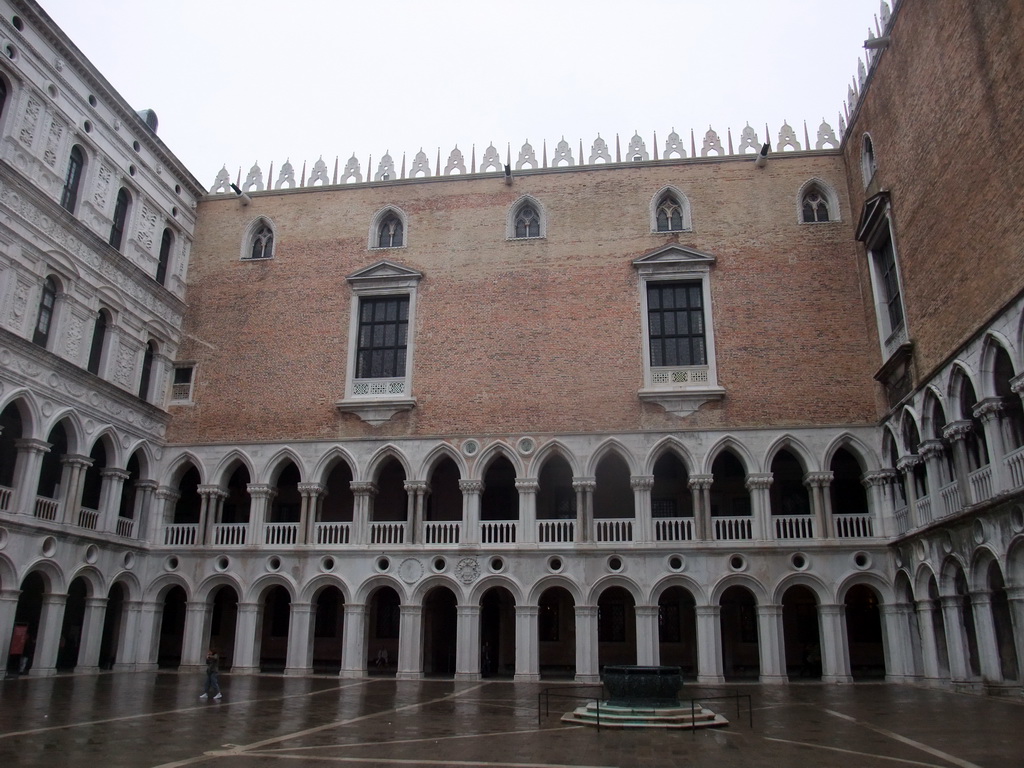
[399,558,424,584]
[456,557,480,584]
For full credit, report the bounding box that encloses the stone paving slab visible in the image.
[0,672,1022,768]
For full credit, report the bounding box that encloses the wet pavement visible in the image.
[0,672,1022,768]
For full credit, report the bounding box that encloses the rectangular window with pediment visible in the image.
[633,245,724,417]
[356,296,408,379]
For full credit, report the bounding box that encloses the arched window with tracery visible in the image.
[247,221,274,260]
[656,192,684,232]
[87,308,110,375]
[801,187,830,222]
[377,213,403,248]
[109,187,131,249]
[514,203,540,238]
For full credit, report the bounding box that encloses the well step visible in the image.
[561,702,729,730]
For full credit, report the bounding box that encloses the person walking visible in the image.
[199,648,222,700]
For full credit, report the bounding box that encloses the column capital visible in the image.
[694,605,720,618]
[297,482,325,497]
[100,467,131,481]
[818,603,845,615]
[918,439,947,460]
[246,483,276,499]
[942,420,974,442]
[745,473,773,491]
[972,397,1005,422]
[572,478,596,492]
[14,438,51,454]
[1004,586,1024,601]
[154,486,181,502]
[573,604,598,618]
[895,454,922,473]
[61,454,93,469]
[861,468,897,487]
[197,484,228,499]
[515,604,539,618]
[136,479,159,492]
[403,480,428,494]
[688,474,714,490]
[1011,372,1024,396]
[349,481,379,497]
[0,588,23,602]
[458,479,483,494]
[755,603,784,615]
[84,596,108,608]
[938,594,963,609]
[630,475,655,491]
[967,590,993,606]
[634,605,659,617]
[514,478,539,493]
[803,471,833,488]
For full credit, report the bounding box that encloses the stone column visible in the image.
[404,480,427,545]
[515,478,538,544]
[862,469,897,537]
[455,604,481,681]
[879,602,913,682]
[574,604,599,683]
[59,454,92,525]
[151,487,180,544]
[134,480,158,542]
[572,478,595,543]
[459,480,482,545]
[745,473,772,541]
[938,595,971,681]
[31,592,67,676]
[396,604,423,680]
[804,471,833,539]
[914,599,944,684]
[340,603,367,679]
[968,591,1004,681]
[100,468,130,534]
[634,605,660,666]
[630,475,654,544]
[974,399,1009,494]
[76,596,108,672]
[756,604,787,683]
[181,600,213,670]
[298,482,324,545]
[943,421,975,507]
[818,603,852,683]
[134,600,163,670]
[116,600,143,670]
[232,602,262,674]
[688,474,713,541]
[919,440,947,517]
[515,604,540,681]
[198,485,227,546]
[694,605,724,683]
[247,484,275,547]
[0,589,21,668]
[1005,586,1024,681]
[896,455,922,529]
[11,438,49,515]
[350,482,377,546]
[285,602,314,675]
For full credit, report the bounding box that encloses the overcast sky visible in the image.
[39,0,886,190]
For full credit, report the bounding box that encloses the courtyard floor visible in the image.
[0,671,1022,768]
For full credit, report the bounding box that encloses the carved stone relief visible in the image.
[42,117,64,168]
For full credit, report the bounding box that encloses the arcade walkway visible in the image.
[0,672,1021,767]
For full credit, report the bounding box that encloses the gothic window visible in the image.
[377,213,403,248]
[656,193,684,231]
[801,188,830,222]
[514,203,540,238]
[139,340,156,401]
[356,296,409,379]
[60,145,85,213]
[108,187,131,249]
[156,228,172,285]
[647,281,706,367]
[33,276,57,347]
[0,77,7,120]
[861,134,877,187]
[87,308,110,375]
[246,220,274,260]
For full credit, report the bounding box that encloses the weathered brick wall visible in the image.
[842,0,1024,385]
[168,154,879,445]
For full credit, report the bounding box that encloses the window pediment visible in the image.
[856,191,890,241]
[346,260,422,290]
[632,244,715,274]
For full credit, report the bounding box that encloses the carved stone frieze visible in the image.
[42,117,65,168]
[114,342,135,387]
[136,200,158,250]
[20,97,41,147]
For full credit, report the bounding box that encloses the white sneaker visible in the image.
[214,693,222,699]
[199,693,208,699]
